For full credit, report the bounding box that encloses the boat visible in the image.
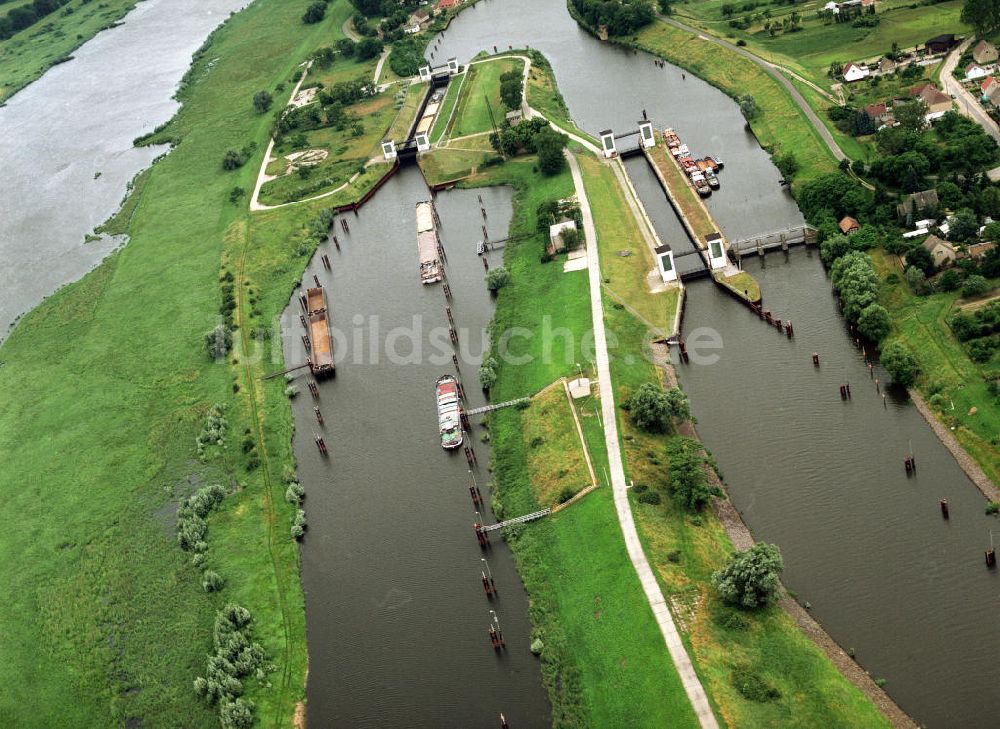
[691,172,712,197]
[705,168,720,189]
[306,286,336,378]
[415,201,443,284]
[436,375,464,449]
[711,155,725,169]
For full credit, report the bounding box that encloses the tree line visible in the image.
[0,0,71,40]
[570,0,655,36]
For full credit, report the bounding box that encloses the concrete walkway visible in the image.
[567,150,720,729]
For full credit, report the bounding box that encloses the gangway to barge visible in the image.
[479,508,552,532]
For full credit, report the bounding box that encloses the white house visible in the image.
[843,62,870,83]
[966,63,989,80]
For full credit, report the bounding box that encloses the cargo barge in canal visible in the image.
[436,375,463,449]
[307,286,336,378]
[416,200,443,284]
[663,127,722,197]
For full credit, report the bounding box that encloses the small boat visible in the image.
[705,168,720,189]
[711,155,724,169]
[436,375,464,450]
[691,172,711,197]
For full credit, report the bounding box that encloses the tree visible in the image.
[894,99,928,133]
[500,78,523,110]
[905,265,928,294]
[820,233,850,264]
[222,149,246,171]
[302,1,326,24]
[949,208,980,242]
[774,152,799,181]
[906,244,935,276]
[712,543,784,609]
[205,325,232,360]
[625,383,688,432]
[937,267,964,292]
[737,94,758,121]
[858,303,892,341]
[336,38,356,57]
[963,274,990,298]
[961,0,1000,37]
[356,37,383,61]
[535,128,567,176]
[485,266,510,291]
[666,437,719,512]
[880,340,919,386]
[252,90,273,114]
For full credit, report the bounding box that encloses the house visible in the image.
[897,189,939,219]
[989,85,1000,108]
[925,34,957,55]
[878,56,896,74]
[963,241,996,261]
[843,62,870,83]
[966,63,989,80]
[863,102,893,124]
[982,76,1000,99]
[913,83,953,117]
[922,234,958,266]
[548,219,577,255]
[505,109,523,126]
[407,9,430,26]
[437,0,460,9]
[839,216,861,234]
[973,39,999,65]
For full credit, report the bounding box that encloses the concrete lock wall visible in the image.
[657,251,677,282]
[600,131,616,159]
[416,132,430,152]
[708,238,727,269]
[640,122,655,148]
[382,140,397,160]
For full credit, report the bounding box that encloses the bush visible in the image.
[714,607,750,631]
[252,90,272,114]
[302,2,326,24]
[637,490,662,505]
[968,337,998,363]
[857,302,891,342]
[530,638,545,655]
[357,36,384,61]
[666,436,719,512]
[963,274,990,298]
[485,266,511,291]
[205,325,233,359]
[285,385,300,398]
[712,543,784,608]
[285,482,305,504]
[624,383,691,432]
[558,487,577,503]
[478,356,499,390]
[937,268,963,292]
[222,149,247,171]
[203,570,226,593]
[985,501,1000,515]
[737,94,758,121]
[731,664,781,702]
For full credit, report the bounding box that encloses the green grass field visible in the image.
[636,20,840,187]
[431,70,465,141]
[522,383,594,506]
[871,250,1000,484]
[674,0,969,89]
[450,56,523,137]
[0,1,370,725]
[0,0,138,102]
[472,156,703,727]
[386,79,428,140]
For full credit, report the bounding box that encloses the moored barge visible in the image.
[416,201,443,284]
[436,375,463,449]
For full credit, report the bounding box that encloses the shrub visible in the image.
[714,607,750,631]
[937,268,963,292]
[731,664,781,702]
[637,490,661,505]
[478,356,498,390]
[252,90,272,114]
[285,385,299,398]
[222,149,247,171]
[485,266,511,291]
[285,482,305,504]
[963,274,990,298]
[666,549,681,563]
[985,501,1000,515]
[558,487,577,503]
[712,543,784,608]
[666,436,720,511]
[968,337,998,363]
[624,383,691,432]
[302,2,326,24]
[357,36,384,61]
[205,325,233,359]
[203,570,226,593]
[530,638,545,655]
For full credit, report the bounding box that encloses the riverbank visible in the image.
[0,0,366,723]
[0,0,138,103]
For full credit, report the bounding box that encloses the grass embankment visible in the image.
[430,70,465,141]
[719,271,762,303]
[468,156,700,727]
[451,56,522,137]
[646,144,720,242]
[577,155,680,332]
[671,0,968,89]
[523,50,600,147]
[521,384,595,506]
[0,1,364,725]
[872,250,1000,484]
[636,20,839,187]
[0,0,137,102]
[582,153,892,728]
[386,80,428,140]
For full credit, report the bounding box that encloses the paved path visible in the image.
[941,38,1000,145]
[659,15,846,163]
[567,150,720,729]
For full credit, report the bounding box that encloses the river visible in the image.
[0,0,247,340]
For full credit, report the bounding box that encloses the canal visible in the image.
[0,0,247,340]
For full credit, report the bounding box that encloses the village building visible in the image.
[912,83,953,118]
[878,56,896,74]
[922,233,958,267]
[548,219,577,255]
[963,241,997,261]
[839,216,861,234]
[982,76,1000,100]
[863,102,893,125]
[966,63,989,80]
[897,189,940,219]
[505,109,523,126]
[988,86,1000,108]
[973,39,999,65]
[925,34,957,55]
[437,0,460,10]
[843,62,870,83]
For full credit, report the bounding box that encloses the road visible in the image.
[567,150,720,729]
[659,15,846,163]
[941,37,1000,144]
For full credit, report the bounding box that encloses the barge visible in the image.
[307,286,336,378]
[436,374,463,449]
[416,200,443,284]
[661,127,723,193]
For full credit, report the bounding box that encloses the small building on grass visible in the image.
[922,233,958,267]
[505,109,523,126]
[843,62,870,83]
[548,219,579,256]
[924,34,957,55]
